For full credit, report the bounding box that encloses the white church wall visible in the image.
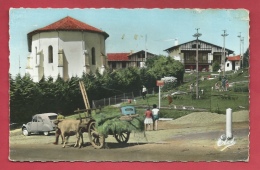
[28,31,106,82]
[59,31,84,78]
[31,35,42,82]
[83,32,106,71]
[40,32,59,80]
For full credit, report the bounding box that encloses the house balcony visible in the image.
[184,60,212,64]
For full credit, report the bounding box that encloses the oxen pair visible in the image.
[54,119,85,148]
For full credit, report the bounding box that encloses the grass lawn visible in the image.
[123,68,249,119]
[67,68,249,120]
[67,93,248,120]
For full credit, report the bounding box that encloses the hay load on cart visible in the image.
[77,81,144,149]
[93,106,145,141]
[77,106,145,149]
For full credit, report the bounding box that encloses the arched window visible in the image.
[227,63,230,67]
[48,46,53,63]
[91,47,96,65]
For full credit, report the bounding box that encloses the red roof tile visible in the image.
[27,16,109,52]
[38,16,105,33]
[107,53,130,61]
[227,55,241,61]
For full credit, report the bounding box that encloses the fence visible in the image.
[92,87,159,108]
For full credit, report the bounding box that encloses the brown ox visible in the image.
[54,119,84,148]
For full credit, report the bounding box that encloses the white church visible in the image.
[25,16,109,82]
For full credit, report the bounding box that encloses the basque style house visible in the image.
[107,50,155,70]
[26,16,109,82]
[164,39,234,72]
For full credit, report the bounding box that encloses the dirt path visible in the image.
[9,111,249,162]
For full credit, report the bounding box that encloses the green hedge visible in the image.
[233,84,249,92]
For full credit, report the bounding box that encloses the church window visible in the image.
[48,46,53,63]
[92,47,96,65]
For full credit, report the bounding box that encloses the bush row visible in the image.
[10,56,185,123]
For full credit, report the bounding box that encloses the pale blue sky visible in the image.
[9,8,249,76]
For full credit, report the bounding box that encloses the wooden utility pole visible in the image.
[221,30,228,76]
[193,28,202,99]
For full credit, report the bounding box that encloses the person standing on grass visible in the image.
[152,104,160,131]
[142,85,147,99]
[222,76,226,91]
[189,83,194,93]
[215,82,220,91]
[225,79,229,91]
[144,108,153,131]
[167,94,173,107]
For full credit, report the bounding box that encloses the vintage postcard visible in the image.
[9,8,249,162]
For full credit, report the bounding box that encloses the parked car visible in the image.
[120,106,136,115]
[161,76,177,83]
[171,91,187,96]
[22,113,57,136]
[185,69,192,73]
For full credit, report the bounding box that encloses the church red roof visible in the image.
[227,55,241,61]
[107,53,130,61]
[27,16,109,52]
[37,16,106,33]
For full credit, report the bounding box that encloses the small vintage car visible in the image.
[120,106,136,115]
[171,91,187,96]
[22,113,57,136]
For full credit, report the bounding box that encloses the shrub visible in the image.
[159,109,192,119]
[161,82,178,92]
[191,93,196,100]
[212,61,220,72]
[233,84,249,92]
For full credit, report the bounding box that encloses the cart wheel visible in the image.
[115,131,130,143]
[88,121,105,149]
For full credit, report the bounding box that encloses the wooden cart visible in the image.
[75,107,133,149]
[77,81,133,149]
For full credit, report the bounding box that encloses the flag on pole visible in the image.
[134,34,138,40]
[121,34,125,39]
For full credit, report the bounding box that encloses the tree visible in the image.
[10,73,39,123]
[212,61,220,72]
[145,55,160,68]
[243,48,249,68]
[140,68,156,89]
[147,55,184,84]
[114,67,141,92]
[65,76,83,114]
